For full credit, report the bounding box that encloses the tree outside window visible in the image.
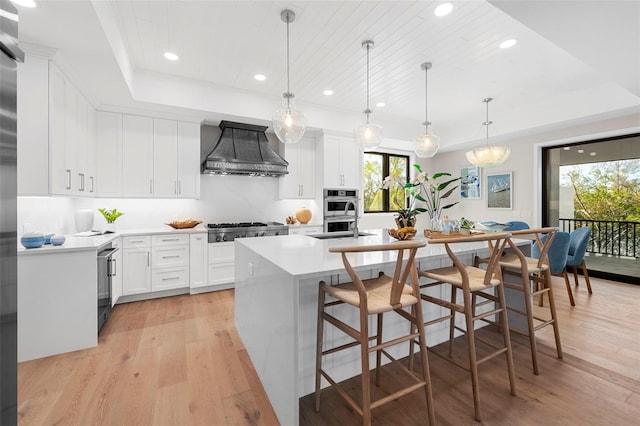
[363,152,409,213]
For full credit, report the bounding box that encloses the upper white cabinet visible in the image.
[321,135,360,189]
[177,122,201,198]
[97,113,200,199]
[153,119,179,197]
[18,57,97,197]
[279,136,316,199]
[96,112,123,197]
[122,115,154,198]
[17,55,49,195]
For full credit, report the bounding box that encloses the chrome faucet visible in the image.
[344,200,359,238]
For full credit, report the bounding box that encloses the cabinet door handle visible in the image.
[78,173,85,191]
[162,238,180,242]
[150,180,153,195]
[178,180,181,195]
[111,258,117,277]
[147,252,150,266]
[89,176,94,193]
[130,239,145,243]
[66,169,71,190]
[161,255,180,259]
[174,180,177,195]
[162,276,180,281]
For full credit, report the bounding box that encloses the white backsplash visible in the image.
[18,175,322,236]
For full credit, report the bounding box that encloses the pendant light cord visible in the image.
[424,65,428,131]
[484,97,493,147]
[366,42,371,123]
[286,15,291,109]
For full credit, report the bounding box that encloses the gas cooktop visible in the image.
[206,221,288,243]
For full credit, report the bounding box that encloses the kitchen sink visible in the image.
[309,232,375,239]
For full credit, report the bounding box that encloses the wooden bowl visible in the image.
[166,219,203,229]
[388,228,417,240]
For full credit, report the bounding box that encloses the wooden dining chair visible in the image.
[315,239,435,426]
[417,232,516,422]
[490,227,564,375]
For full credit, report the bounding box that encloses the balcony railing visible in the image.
[559,219,640,258]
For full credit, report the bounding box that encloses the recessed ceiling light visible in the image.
[577,149,585,154]
[376,102,386,107]
[590,152,597,156]
[563,147,571,151]
[254,74,266,81]
[323,89,334,96]
[499,39,517,49]
[10,0,37,8]
[163,52,179,61]
[434,3,453,17]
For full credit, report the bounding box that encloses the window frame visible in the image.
[363,151,411,214]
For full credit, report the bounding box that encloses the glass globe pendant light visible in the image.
[272,9,306,144]
[354,40,382,149]
[414,62,440,158]
[465,98,511,167]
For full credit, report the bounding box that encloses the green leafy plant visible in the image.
[98,208,124,223]
[460,217,475,230]
[383,164,461,220]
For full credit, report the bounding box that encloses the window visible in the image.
[363,152,410,213]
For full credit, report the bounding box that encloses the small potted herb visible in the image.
[98,208,124,232]
[460,217,474,234]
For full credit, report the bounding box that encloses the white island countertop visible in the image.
[17,226,207,255]
[234,229,501,278]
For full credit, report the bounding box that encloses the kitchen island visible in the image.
[235,230,524,425]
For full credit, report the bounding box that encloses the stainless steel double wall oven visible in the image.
[323,188,358,233]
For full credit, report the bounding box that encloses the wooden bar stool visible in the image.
[314,239,435,426]
[417,232,516,422]
[488,227,564,375]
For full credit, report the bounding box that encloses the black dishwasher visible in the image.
[97,243,118,332]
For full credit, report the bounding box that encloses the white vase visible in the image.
[74,209,94,232]
[104,222,116,233]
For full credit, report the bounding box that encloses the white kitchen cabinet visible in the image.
[17,55,49,196]
[189,233,208,290]
[279,136,316,199]
[111,237,122,306]
[150,234,190,291]
[75,93,96,195]
[153,118,179,197]
[122,115,154,197]
[177,121,201,198]
[96,111,123,197]
[122,236,152,296]
[322,135,360,188]
[49,63,70,195]
[208,242,235,289]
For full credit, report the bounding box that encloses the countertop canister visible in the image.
[74,209,94,232]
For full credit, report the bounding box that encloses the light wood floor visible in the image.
[18,276,640,425]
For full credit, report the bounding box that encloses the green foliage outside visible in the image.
[563,159,640,222]
[363,154,407,212]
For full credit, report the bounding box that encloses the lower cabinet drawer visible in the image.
[152,246,189,268]
[208,262,234,286]
[152,267,189,291]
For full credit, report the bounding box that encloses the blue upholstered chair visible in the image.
[505,221,530,231]
[566,227,593,295]
[533,232,574,305]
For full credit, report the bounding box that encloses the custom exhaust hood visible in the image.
[201,121,289,177]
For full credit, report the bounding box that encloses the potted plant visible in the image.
[460,217,474,234]
[98,208,124,232]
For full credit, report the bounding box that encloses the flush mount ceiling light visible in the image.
[323,89,334,96]
[434,2,453,17]
[465,98,511,167]
[163,51,179,61]
[354,40,382,149]
[376,102,386,107]
[272,9,306,144]
[254,74,266,81]
[499,39,517,49]
[414,62,440,158]
[10,0,37,8]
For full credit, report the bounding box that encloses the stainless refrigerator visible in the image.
[0,0,23,424]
